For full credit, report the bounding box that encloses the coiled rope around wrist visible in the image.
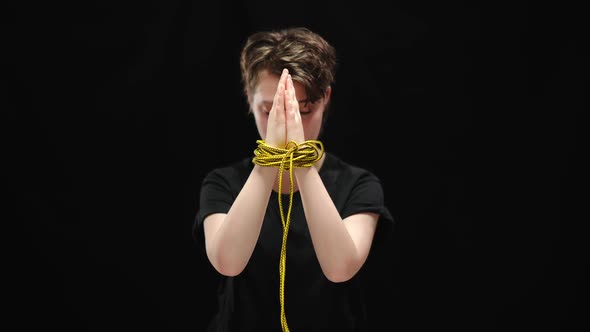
[252,139,324,332]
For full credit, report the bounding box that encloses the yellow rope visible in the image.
[252,139,324,332]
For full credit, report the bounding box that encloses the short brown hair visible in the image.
[239,27,337,104]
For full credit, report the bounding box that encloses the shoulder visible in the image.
[204,157,252,180]
[200,157,253,191]
[320,152,386,203]
[321,153,382,185]
[322,153,394,222]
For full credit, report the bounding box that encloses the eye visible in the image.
[299,100,320,116]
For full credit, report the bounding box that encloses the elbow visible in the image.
[325,272,353,283]
[207,249,246,277]
[322,260,361,283]
[213,264,244,277]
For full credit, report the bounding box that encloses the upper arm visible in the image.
[203,213,226,265]
[343,212,379,266]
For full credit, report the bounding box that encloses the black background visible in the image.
[10,1,586,331]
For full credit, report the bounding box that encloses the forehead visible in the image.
[251,70,307,102]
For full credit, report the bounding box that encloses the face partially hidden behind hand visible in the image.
[249,69,331,148]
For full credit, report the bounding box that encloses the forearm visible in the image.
[295,167,359,282]
[210,165,276,275]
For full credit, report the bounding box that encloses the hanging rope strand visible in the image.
[252,139,324,332]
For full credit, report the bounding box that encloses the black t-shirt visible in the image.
[193,152,394,332]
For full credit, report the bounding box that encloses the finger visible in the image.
[269,70,287,128]
[271,69,289,123]
[286,74,301,123]
[286,74,304,143]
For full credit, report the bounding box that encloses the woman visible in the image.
[193,27,394,332]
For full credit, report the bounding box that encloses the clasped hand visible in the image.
[265,68,306,149]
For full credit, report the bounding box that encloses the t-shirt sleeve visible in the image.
[340,171,394,226]
[339,170,395,256]
[192,169,235,253]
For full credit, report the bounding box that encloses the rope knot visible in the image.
[285,140,299,153]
